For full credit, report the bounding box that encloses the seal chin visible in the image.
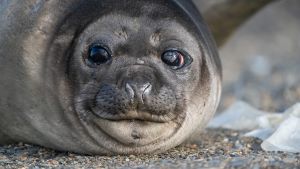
[93,118,178,146]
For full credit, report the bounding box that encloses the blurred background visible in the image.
[195,0,300,112]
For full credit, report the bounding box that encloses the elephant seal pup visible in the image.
[0,0,221,154]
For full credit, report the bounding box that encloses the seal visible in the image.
[0,0,221,154]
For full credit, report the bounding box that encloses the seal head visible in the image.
[0,0,221,154]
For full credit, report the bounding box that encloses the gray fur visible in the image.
[0,0,221,154]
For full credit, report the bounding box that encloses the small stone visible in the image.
[20,155,28,161]
[186,144,198,149]
[223,138,229,142]
[48,159,59,166]
[18,142,24,146]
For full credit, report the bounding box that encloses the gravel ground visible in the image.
[1,129,299,169]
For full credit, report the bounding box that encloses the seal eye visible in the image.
[87,45,111,66]
[161,49,192,69]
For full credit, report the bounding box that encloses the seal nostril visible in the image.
[124,81,152,104]
[125,83,135,100]
[142,83,152,102]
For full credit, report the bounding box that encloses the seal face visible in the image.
[72,14,200,147]
[0,0,221,154]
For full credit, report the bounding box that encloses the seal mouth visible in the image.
[90,107,178,123]
[92,113,181,147]
[78,103,185,147]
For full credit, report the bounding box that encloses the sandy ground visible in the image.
[1,129,299,169]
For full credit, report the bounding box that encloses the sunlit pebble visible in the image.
[231,132,239,137]
[20,155,27,161]
[129,155,136,158]
[47,159,59,165]
[18,142,24,146]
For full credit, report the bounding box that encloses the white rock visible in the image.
[244,128,274,140]
[255,103,300,129]
[261,117,300,153]
[208,101,265,130]
[283,103,300,117]
[209,101,300,153]
[257,114,284,129]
